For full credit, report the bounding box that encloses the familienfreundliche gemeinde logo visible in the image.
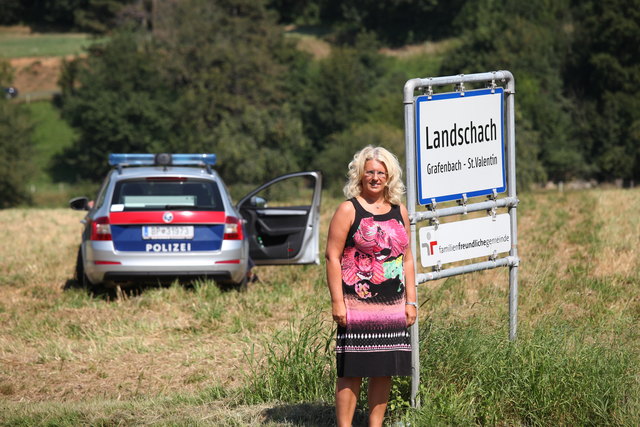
[416,88,505,203]
[418,213,511,267]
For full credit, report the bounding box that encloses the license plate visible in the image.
[142,225,194,240]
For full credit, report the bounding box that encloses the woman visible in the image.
[326,145,417,426]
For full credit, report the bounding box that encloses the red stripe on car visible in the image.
[109,211,226,224]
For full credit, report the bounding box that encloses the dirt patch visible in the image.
[9,56,73,94]
[379,39,458,58]
[0,26,31,35]
[295,36,331,60]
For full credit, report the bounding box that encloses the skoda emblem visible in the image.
[163,212,174,223]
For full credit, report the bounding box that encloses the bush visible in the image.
[315,122,404,196]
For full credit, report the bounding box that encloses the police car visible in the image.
[70,153,322,290]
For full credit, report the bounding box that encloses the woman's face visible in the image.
[360,159,388,197]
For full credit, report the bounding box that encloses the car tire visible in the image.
[233,275,248,292]
[74,247,93,290]
[221,273,248,292]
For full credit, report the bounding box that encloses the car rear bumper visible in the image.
[84,240,248,285]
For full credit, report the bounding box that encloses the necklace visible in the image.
[360,196,385,210]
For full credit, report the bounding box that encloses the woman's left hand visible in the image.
[405,304,417,327]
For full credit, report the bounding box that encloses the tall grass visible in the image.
[241,312,335,405]
[408,320,636,425]
[236,311,638,425]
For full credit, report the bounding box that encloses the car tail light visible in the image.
[223,216,243,240]
[91,216,112,241]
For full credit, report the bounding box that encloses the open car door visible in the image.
[237,171,322,265]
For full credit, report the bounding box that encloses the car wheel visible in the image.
[74,247,93,290]
[221,273,248,292]
[233,275,248,292]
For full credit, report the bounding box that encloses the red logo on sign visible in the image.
[428,240,438,256]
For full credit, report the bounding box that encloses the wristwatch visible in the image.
[405,301,418,308]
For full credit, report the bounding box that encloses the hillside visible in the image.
[3,25,453,99]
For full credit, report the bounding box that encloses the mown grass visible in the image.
[0,188,639,425]
[25,101,76,185]
[0,31,105,58]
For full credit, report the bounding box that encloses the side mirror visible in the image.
[250,196,267,208]
[69,196,90,211]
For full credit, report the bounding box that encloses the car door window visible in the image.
[251,175,315,208]
[238,171,322,265]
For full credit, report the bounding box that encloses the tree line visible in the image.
[1,0,638,207]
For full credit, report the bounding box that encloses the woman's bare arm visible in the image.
[325,201,355,327]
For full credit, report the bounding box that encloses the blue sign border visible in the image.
[415,88,506,205]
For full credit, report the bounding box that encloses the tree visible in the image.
[326,0,465,45]
[299,33,388,152]
[151,0,312,185]
[22,0,86,28]
[0,0,24,25]
[315,122,403,194]
[74,0,137,33]
[0,61,35,208]
[441,0,579,187]
[52,30,177,182]
[566,0,640,182]
[211,105,310,191]
[152,0,295,142]
[268,0,465,45]
[16,0,134,33]
[55,0,312,187]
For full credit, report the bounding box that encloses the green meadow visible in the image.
[0,30,103,58]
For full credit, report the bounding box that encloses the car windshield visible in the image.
[111,178,224,211]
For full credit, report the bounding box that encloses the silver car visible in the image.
[70,153,322,290]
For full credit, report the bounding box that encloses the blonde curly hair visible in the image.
[343,145,405,205]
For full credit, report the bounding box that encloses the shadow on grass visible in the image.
[62,277,236,300]
[261,402,368,426]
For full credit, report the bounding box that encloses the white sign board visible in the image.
[419,213,511,267]
[415,88,506,205]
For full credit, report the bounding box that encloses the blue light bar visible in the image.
[109,154,154,166]
[108,153,217,167]
[172,154,217,166]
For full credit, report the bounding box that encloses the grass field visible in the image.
[0,29,103,58]
[26,101,76,184]
[0,188,639,425]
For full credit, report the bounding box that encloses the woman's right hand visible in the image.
[332,301,347,327]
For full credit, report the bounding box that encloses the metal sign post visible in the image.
[403,71,519,408]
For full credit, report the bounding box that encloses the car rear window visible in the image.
[111,178,224,211]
